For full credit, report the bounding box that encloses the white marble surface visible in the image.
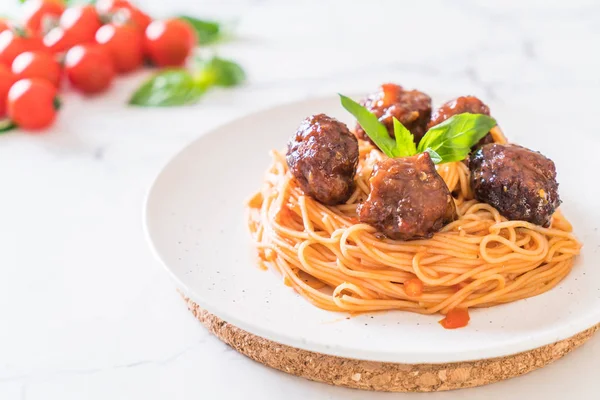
[1,0,599,399]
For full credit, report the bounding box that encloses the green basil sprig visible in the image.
[392,117,417,157]
[339,94,398,157]
[129,69,205,107]
[193,56,246,88]
[339,94,496,164]
[177,16,222,45]
[416,113,496,163]
[423,148,442,164]
[0,119,16,133]
[129,56,245,107]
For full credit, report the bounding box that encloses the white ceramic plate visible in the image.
[144,94,600,364]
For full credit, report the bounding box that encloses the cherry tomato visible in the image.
[43,26,76,54]
[0,64,17,117]
[59,5,101,45]
[114,7,152,32]
[7,78,58,130]
[144,19,196,67]
[64,44,114,94]
[12,51,61,87]
[96,0,151,32]
[22,0,65,36]
[0,19,11,34]
[95,0,131,14]
[0,29,44,67]
[95,23,143,73]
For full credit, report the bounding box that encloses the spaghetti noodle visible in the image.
[246,128,581,318]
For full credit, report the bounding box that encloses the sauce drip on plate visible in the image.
[439,308,470,329]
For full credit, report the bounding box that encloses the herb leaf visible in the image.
[0,118,16,133]
[417,113,496,163]
[129,57,245,107]
[340,96,496,164]
[339,94,399,158]
[177,16,222,45]
[194,56,246,89]
[129,69,206,107]
[392,117,417,157]
[424,148,442,164]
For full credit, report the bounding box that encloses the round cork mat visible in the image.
[183,296,598,392]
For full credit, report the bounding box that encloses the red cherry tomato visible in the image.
[96,0,151,31]
[95,0,131,14]
[144,19,196,67]
[64,44,114,94]
[95,23,143,73]
[22,0,65,36]
[0,64,17,117]
[0,29,44,67]
[0,19,11,34]
[114,7,151,32]
[7,78,58,130]
[12,51,61,87]
[59,5,101,45]
[43,26,76,54]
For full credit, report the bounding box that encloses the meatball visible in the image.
[469,144,560,227]
[428,96,493,148]
[358,153,457,240]
[286,114,359,205]
[355,83,432,145]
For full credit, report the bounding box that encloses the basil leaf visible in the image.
[194,56,246,88]
[0,118,15,133]
[392,117,417,157]
[177,16,221,45]
[417,113,496,163]
[339,94,398,158]
[129,69,206,107]
[424,148,442,164]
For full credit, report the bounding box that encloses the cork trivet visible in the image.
[183,296,598,392]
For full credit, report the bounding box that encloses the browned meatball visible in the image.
[358,153,457,240]
[469,144,561,227]
[355,83,432,145]
[428,96,493,148]
[286,114,359,205]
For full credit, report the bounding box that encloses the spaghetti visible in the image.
[246,128,581,318]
